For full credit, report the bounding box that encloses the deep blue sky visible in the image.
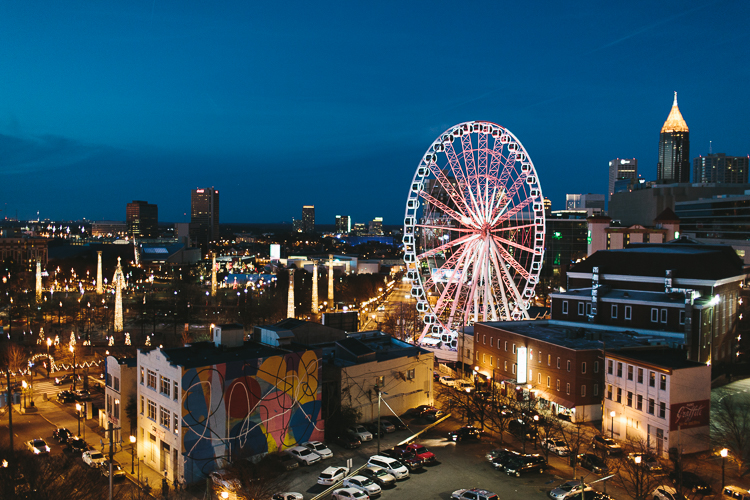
[1,1,748,225]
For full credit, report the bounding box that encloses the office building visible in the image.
[608,158,638,200]
[302,205,315,234]
[335,215,351,234]
[190,187,219,252]
[543,210,588,282]
[369,217,383,235]
[657,93,690,184]
[675,194,750,262]
[693,154,749,184]
[126,200,158,238]
[587,209,680,255]
[565,194,605,214]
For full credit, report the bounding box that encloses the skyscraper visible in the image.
[369,217,383,235]
[693,153,749,184]
[566,194,605,213]
[608,158,638,200]
[126,200,158,238]
[302,205,315,234]
[657,93,690,184]
[335,215,351,234]
[191,187,219,252]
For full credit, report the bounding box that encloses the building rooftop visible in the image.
[552,288,688,307]
[607,347,705,370]
[261,318,346,344]
[146,341,292,369]
[333,331,431,366]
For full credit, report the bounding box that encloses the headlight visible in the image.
[33,448,40,454]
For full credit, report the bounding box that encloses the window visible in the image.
[617,363,623,377]
[637,368,643,384]
[140,396,144,414]
[483,353,486,363]
[586,302,592,315]
[578,302,584,315]
[147,370,157,390]
[538,350,542,364]
[562,301,569,314]
[611,305,618,319]
[556,379,560,391]
[548,354,551,366]
[538,373,541,384]
[567,360,571,372]
[160,406,170,428]
[114,377,120,392]
[659,402,666,418]
[581,385,586,397]
[173,381,179,401]
[140,367,144,385]
[114,398,120,419]
[649,371,655,387]
[483,335,486,345]
[616,388,622,403]
[651,308,659,322]
[106,373,111,387]
[607,384,612,400]
[625,305,632,320]
[660,374,667,390]
[490,356,493,367]
[547,376,550,388]
[648,398,655,415]
[407,368,415,380]
[107,395,112,413]
[504,341,508,351]
[504,360,508,371]
[160,376,171,398]
[173,413,179,434]
[581,362,587,374]
[512,344,516,354]
[512,363,516,374]
[607,360,613,375]
[636,394,643,411]
[375,375,384,386]
[594,361,599,373]
[147,399,156,421]
[557,357,561,369]
[566,383,571,395]
[490,338,494,347]
[593,384,599,396]
[679,310,685,325]
[627,365,633,381]
[660,309,667,323]
[529,350,533,361]
[626,391,633,407]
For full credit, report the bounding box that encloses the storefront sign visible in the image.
[670,399,710,430]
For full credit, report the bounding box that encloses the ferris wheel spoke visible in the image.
[487,244,513,320]
[431,239,477,323]
[415,223,474,233]
[428,161,475,220]
[487,136,505,179]
[492,222,538,232]
[492,234,537,257]
[490,236,531,280]
[421,238,474,290]
[491,196,533,226]
[419,191,477,229]
[477,132,488,178]
[490,241,527,315]
[461,134,479,195]
[416,233,478,261]
[444,140,469,194]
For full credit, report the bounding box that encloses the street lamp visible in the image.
[21,380,27,409]
[533,415,539,449]
[69,344,76,391]
[75,403,82,436]
[221,492,229,499]
[634,455,641,465]
[130,435,136,474]
[46,338,52,378]
[721,448,728,489]
[376,389,388,455]
[610,411,616,439]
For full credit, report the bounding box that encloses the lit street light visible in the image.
[610,410,616,439]
[130,435,136,474]
[721,448,728,489]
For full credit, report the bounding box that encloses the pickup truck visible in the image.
[392,443,436,464]
[382,447,424,471]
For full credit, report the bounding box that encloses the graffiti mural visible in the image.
[181,350,323,480]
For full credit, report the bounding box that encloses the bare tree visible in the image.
[612,438,665,500]
[711,395,750,475]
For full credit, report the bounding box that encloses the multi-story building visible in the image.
[0,236,48,271]
[91,221,127,238]
[608,158,638,201]
[693,154,749,184]
[566,194,605,214]
[126,200,158,238]
[586,209,680,255]
[657,93,690,184]
[302,205,315,234]
[135,324,323,486]
[103,355,137,446]
[543,210,588,282]
[353,223,367,236]
[335,215,351,234]
[605,347,710,458]
[675,194,750,263]
[369,217,383,235]
[190,187,219,252]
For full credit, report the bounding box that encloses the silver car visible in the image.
[550,481,592,500]
[344,475,382,497]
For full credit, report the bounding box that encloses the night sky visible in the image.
[1,1,748,226]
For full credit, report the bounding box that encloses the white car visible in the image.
[26,438,50,455]
[542,438,571,456]
[549,481,592,500]
[457,381,475,393]
[287,446,322,466]
[303,440,333,460]
[348,425,373,442]
[82,450,106,468]
[452,488,500,500]
[343,475,382,497]
[366,455,409,480]
[272,493,304,500]
[439,376,457,387]
[209,469,242,492]
[332,487,369,500]
[652,486,681,500]
[318,466,350,486]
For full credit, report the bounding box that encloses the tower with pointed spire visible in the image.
[311,260,319,316]
[113,257,125,332]
[35,258,42,303]
[327,255,334,306]
[96,251,103,294]
[657,92,690,184]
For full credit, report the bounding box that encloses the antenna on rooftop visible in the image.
[709,140,712,155]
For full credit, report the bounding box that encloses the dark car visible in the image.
[577,453,609,474]
[334,433,361,449]
[56,391,76,404]
[491,450,522,470]
[669,471,712,493]
[381,418,407,431]
[54,374,80,386]
[566,492,612,500]
[448,426,481,442]
[508,419,537,440]
[504,454,547,477]
[65,437,89,453]
[592,435,622,455]
[422,408,446,421]
[406,405,435,417]
[73,390,91,401]
[99,460,126,480]
[382,448,424,471]
[53,427,72,444]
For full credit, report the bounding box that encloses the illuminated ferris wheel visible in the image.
[403,121,545,342]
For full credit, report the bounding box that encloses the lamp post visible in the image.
[721,448,728,489]
[130,435,136,474]
[376,389,388,455]
[76,403,82,436]
[533,415,539,449]
[46,338,52,378]
[21,380,27,409]
[70,344,76,391]
[610,411,616,439]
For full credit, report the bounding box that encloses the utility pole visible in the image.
[6,370,14,472]
[109,421,114,500]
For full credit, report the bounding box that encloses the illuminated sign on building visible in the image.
[517,347,527,384]
[270,244,280,262]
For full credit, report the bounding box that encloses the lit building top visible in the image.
[660,92,689,133]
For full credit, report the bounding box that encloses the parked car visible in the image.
[504,454,547,477]
[334,433,362,449]
[457,381,475,393]
[491,450,522,470]
[669,471,712,493]
[628,452,663,472]
[406,405,435,417]
[381,417,407,431]
[82,450,106,468]
[486,447,516,463]
[52,427,72,444]
[577,453,609,474]
[360,466,396,488]
[381,448,424,471]
[209,469,242,493]
[277,453,300,471]
[272,493,304,500]
[287,446,321,466]
[508,419,537,440]
[348,425,373,442]
[566,492,612,500]
[26,438,50,455]
[722,486,750,500]
[331,487,369,500]
[439,376,457,387]
[366,455,409,480]
[65,437,89,453]
[652,485,686,500]
[343,475,382,497]
[422,409,445,421]
[448,426,481,442]
[393,443,436,464]
[302,441,333,460]
[451,488,499,500]
[542,438,571,456]
[56,391,76,404]
[318,466,350,486]
[550,480,593,500]
[99,460,126,480]
[592,435,622,455]
[72,390,91,401]
[54,374,80,386]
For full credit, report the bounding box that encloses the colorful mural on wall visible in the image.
[181,350,323,480]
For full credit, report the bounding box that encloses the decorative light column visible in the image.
[287,269,295,318]
[113,257,125,332]
[96,251,103,294]
[35,258,42,303]
[327,254,334,306]
[311,261,319,315]
[211,253,217,297]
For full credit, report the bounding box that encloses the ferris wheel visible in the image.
[403,121,545,342]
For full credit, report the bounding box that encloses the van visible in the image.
[723,486,750,500]
[367,455,410,480]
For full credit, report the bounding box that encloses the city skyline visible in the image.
[1,2,748,224]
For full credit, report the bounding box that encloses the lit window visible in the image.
[546,376,550,388]
[660,374,667,390]
[147,370,157,390]
[147,400,156,421]
[160,376,171,398]
[160,406,170,429]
